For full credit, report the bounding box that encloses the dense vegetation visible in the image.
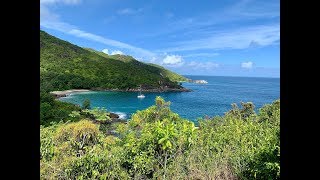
[40,97,280,179]
[40,30,187,92]
[40,92,81,126]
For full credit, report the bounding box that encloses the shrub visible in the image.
[118,97,197,179]
[40,92,81,126]
[40,97,280,179]
[54,120,100,156]
[63,146,129,180]
[82,107,111,123]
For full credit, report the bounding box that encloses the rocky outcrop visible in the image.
[108,112,119,119]
[51,93,67,98]
[107,113,126,123]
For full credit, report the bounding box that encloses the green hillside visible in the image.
[148,63,189,82]
[40,30,187,92]
[85,48,188,82]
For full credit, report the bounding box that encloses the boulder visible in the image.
[108,112,119,119]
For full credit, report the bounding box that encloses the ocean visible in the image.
[59,75,280,123]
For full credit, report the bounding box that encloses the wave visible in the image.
[113,112,127,119]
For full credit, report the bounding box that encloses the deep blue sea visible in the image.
[59,76,280,123]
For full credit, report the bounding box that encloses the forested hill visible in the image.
[40,30,188,92]
[85,48,188,82]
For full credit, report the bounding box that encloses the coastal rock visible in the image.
[108,113,120,119]
[50,93,67,98]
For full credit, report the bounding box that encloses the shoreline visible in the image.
[91,87,192,93]
[50,89,92,98]
[50,87,192,98]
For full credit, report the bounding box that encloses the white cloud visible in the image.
[102,49,109,54]
[149,57,157,63]
[111,50,124,55]
[67,29,153,56]
[160,24,280,52]
[117,8,143,15]
[102,49,124,55]
[241,61,253,69]
[162,55,183,65]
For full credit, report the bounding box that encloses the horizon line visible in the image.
[183,74,280,79]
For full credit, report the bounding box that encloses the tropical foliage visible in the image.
[82,108,112,123]
[40,92,81,126]
[40,97,280,179]
[40,30,186,92]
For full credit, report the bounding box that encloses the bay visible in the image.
[59,75,280,123]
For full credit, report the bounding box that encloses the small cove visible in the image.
[59,75,280,123]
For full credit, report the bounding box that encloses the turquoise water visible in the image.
[59,76,280,123]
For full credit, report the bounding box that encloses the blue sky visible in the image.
[40,0,280,77]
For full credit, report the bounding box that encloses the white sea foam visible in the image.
[113,112,127,119]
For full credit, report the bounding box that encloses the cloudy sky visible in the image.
[40,0,280,77]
